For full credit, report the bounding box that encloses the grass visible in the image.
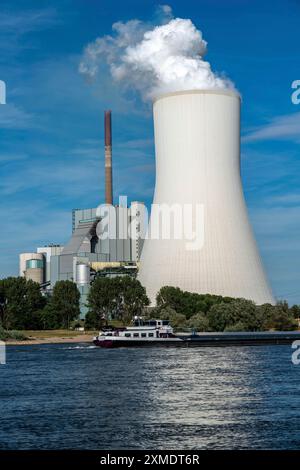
[0,327,98,342]
[21,329,97,339]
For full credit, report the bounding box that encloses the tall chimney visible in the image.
[104,110,113,205]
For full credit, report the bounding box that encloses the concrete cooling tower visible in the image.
[138,89,275,305]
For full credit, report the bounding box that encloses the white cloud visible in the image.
[243,111,300,143]
[79,8,235,101]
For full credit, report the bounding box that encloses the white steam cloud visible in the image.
[79,6,235,101]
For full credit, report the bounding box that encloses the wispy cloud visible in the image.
[0,155,101,198]
[266,192,300,205]
[0,8,58,34]
[242,111,300,143]
[0,8,58,60]
[0,152,28,163]
[0,103,35,128]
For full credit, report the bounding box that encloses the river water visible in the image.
[0,343,300,449]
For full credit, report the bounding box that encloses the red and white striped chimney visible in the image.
[104,110,113,205]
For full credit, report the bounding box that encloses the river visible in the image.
[0,343,299,449]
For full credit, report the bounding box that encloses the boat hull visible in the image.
[93,338,184,348]
[93,331,300,348]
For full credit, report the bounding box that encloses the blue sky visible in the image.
[0,0,299,304]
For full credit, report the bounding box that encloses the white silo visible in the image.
[138,89,274,305]
[76,263,90,286]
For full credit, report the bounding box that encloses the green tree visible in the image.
[277,300,289,313]
[258,303,297,331]
[290,304,300,319]
[257,303,276,330]
[84,309,100,330]
[0,277,46,329]
[207,299,261,332]
[159,306,186,328]
[87,276,149,327]
[86,277,118,329]
[156,286,234,318]
[46,280,80,329]
[114,277,150,324]
[156,286,188,313]
[270,308,297,331]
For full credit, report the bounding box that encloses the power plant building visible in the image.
[19,92,275,318]
[19,110,146,317]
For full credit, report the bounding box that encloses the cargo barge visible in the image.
[93,319,300,348]
[179,331,300,346]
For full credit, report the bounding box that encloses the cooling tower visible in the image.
[138,89,274,305]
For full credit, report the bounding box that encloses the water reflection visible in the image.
[0,344,299,449]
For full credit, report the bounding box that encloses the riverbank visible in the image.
[5,330,96,346]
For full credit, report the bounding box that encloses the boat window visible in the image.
[133,333,139,337]
[157,321,161,326]
[125,333,131,337]
[162,320,169,326]
[148,333,154,337]
[141,333,146,338]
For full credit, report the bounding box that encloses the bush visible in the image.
[269,309,297,331]
[0,326,27,341]
[258,304,298,331]
[0,325,6,341]
[6,330,27,340]
[187,313,210,331]
[224,322,250,332]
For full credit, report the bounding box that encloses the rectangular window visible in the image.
[125,333,131,337]
[148,333,154,338]
[141,333,146,338]
[133,333,139,337]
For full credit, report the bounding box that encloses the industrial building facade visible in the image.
[20,205,146,318]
